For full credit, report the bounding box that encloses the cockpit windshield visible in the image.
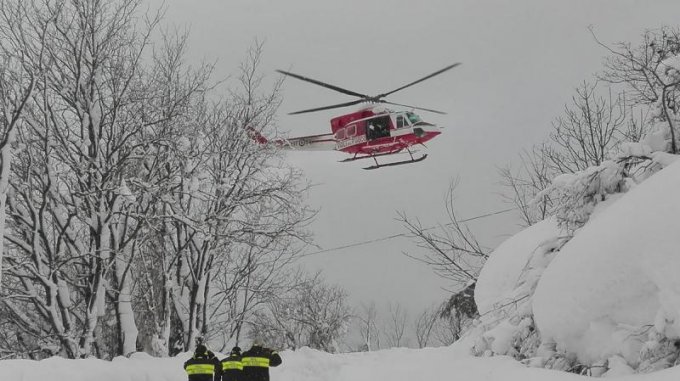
[406,112,422,124]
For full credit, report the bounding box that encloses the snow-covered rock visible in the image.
[533,159,680,366]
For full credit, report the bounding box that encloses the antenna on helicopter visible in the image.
[276,63,460,115]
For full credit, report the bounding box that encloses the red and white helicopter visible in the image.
[251,63,459,169]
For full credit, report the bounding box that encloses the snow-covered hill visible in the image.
[471,154,680,376]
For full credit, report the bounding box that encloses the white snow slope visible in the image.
[533,158,680,365]
[1,344,680,381]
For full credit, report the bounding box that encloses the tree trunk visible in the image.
[114,256,138,356]
[0,129,15,289]
[662,88,678,153]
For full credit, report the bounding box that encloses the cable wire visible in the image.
[298,207,516,258]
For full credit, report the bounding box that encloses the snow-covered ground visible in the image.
[1,343,679,381]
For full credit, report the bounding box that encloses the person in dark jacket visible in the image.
[220,346,243,381]
[241,340,282,381]
[184,344,221,381]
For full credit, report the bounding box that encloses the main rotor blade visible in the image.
[277,69,369,99]
[379,63,461,98]
[289,99,365,115]
[380,100,447,115]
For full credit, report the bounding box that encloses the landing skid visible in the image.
[339,150,405,163]
[363,153,428,170]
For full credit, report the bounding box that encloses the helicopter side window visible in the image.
[396,115,410,128]
[335,129,345,140]
[407,112,422,124]
[346,124,357,137]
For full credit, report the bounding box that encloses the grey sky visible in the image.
[147,0,680,325]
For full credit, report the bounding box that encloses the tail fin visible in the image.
[246,126,268,144]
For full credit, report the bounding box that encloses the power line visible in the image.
[298,207,516,258]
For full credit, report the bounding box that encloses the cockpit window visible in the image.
[406,112,422,124]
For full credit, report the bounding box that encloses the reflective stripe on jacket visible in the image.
[184,352,220,381]
[241,356,270,367]
[222,360,243,371]
[240,346,282,381]
[186,364,216,375]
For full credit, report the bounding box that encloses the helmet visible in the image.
[252,338,264,347]
[194,344,208,356]
[231,346,241,354]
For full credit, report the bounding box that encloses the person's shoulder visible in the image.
[184,357,197,366]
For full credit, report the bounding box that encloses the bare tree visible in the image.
[544,81,627,173]
[499,81,631,227]
[399,181,487,285]
[414,306,438,348]
[384,302,408,348]
[432,315,463,346]
[498,145,554,227]
[357,301,380,351]
[595,26,680,153]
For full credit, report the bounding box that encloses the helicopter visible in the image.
[250,63,460,170]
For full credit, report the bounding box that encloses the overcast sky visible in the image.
[146,0,680,326]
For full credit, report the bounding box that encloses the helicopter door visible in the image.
[366,116,391,140]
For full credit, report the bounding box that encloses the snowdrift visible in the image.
[2,345,680,381]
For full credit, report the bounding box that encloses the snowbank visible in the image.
[4,345,680,381]
[533,159,680,365]
[475,217,562,315]
[0,352,191,381]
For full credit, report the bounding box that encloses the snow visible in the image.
[1,344,679,381]
[533,159,680,365]
[475,217,562,315]
[617,124,673,161]
[659,55,680,83]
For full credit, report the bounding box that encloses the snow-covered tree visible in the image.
[0,1,312,360]
[598,26,680,153]
[0,0,37,295]
[2,0,167,358]
[249,271,351,352]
